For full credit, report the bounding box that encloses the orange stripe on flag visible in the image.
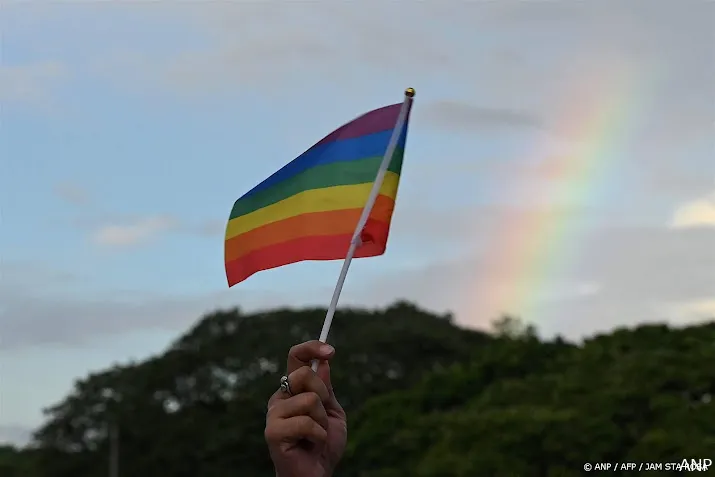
[224,194,396,263]
[225,230,390,286]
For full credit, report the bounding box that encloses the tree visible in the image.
[31,302,487,477]
[490,315,537,340]
[342,321,715,476]
[0,445,40,477]
[12,303,715,476]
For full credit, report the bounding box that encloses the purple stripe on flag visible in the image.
[314,103,402,147]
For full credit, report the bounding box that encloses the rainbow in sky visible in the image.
[466,60,658,326]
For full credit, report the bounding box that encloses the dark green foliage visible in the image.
[5,303,714,476]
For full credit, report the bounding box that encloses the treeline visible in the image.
[2,302,714,476]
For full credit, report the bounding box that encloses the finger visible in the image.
[315,359,333,394]
[287,340,335,375]
[267,366,330,408]
[315,360,345,414]
[265,415,328,446]
[288,366,330,402]
[267,392,329,431]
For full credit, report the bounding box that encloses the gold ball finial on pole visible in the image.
[404,87,416,98]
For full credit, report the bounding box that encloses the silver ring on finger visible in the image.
[279,375,293,396]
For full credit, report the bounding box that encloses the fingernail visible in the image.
[320,344,335,355]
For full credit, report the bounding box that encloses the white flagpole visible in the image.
[311,88,415,372]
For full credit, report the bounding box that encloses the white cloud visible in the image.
[91,215,177,247]
[670,190,715,229]
[571,282,601,299]
[74,1,712,106]
[2,0,713,348]
[67,1,712,195]
[0,425,32,446]
[422,101,544,132]
[11,206,703,347]
[187,219,225,237]
[87,3,457,96]
[53,182,90,206]
[0,61,68,104]
[668,298,715,320]
[1,218,713,348]
[0,261,313,350]
[349,224,715,339]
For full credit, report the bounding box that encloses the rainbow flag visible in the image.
[224,101,412,286]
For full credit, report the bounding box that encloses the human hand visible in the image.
[265,341,347,477]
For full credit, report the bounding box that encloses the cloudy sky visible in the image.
[1,0,713,444]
